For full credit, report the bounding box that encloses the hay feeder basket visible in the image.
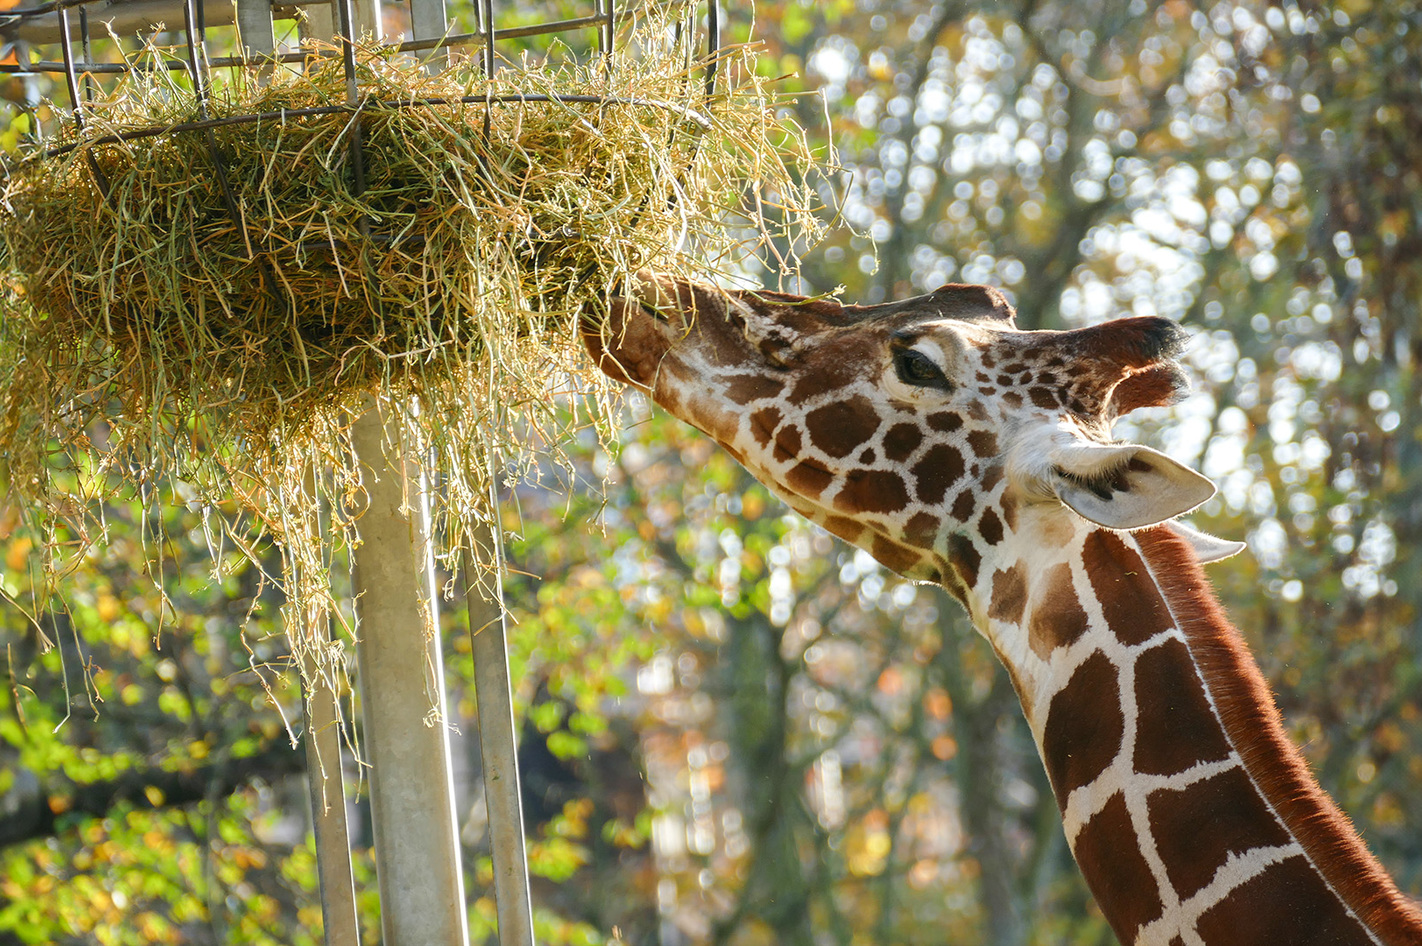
[0,0,727,943]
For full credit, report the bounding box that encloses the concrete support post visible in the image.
[351,399,469,946]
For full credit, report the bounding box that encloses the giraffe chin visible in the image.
[581,296,676,390]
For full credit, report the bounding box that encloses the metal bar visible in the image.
[300,627,363,946]
[235,0,276,78]
[2,92,710,173]
[479,0,492,76]
[55,4,110,194]
[407,0,446,73]
[179,0,210,114]
[180,0,277,301]
[77,5,94,101]
[350,398,469,946]
[465,537,535,946]
[53,5,83,127]
[478,0,491,143]
[297,0,335,47]
[4,14,620,64]
[3,0,239,46]
[598,0,612,75]
[332,0,363,195]
[704,0,719,95]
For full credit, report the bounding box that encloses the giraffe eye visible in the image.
[893,349,951,390]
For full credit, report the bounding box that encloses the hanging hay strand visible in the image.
[0,20,826,676]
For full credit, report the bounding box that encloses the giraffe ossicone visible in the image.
[584,276,1422,945]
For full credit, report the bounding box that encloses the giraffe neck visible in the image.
[971,519,1422,946]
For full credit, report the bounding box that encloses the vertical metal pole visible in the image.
[235,0,277,75]
[409,0,448,72]
[351,397,469,946]
[299,619,363,946]
[463,7,536,937]
[465,524,535,946]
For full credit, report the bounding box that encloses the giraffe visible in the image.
[582,277,1422,946]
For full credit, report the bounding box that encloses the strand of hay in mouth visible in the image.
[0,20,826,684]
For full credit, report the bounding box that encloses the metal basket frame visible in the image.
[0,2,723,945]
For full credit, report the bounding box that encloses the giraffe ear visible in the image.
[1163,520,1247,563]
[1051,443,1216,531]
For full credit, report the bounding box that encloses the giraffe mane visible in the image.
[1136,526,1422,943]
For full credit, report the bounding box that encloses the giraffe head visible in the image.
[585,277,1230,602]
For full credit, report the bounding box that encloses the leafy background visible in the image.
[1,0,1420,943]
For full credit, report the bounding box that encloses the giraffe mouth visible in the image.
[582,292,681,389]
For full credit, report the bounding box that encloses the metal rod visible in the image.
[235,0,277,80]
[3,14,623,65]
[599,0,613,75]
[55,4,110,194]
[77,5,95,102]
[704,0,719,95]
[2,92,710,174]
[350,398,469,946]
[479,0,493,76]
[181,0,212,114]
[53,5,83,128]
[407,0,447,73]
[300,627,363,946]
[465,528,536,946]
[331,0,366,203]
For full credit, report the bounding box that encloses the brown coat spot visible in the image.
[821,515,865,544]
[772,425,803,465]
[987,562,1027,625]
[790,358,857,402]
[871,535,922,574]
[1147,766,1292,902]
[1028,563,1088,658]
[805,396,881,459]
[1001,497,1018,531]
[1133,638,1232,777]
[1029,387,1058,409]
[950,491,976,523]
[1083,532,1174,646]
[882,423,923,462]
[749,406,782,448]
[724,373,784,405]
[928,412,963,432]
[978,507,1004,545]
[912,445,965,505]
[947,534,980,591]
[967,430,998,457]
[785,460,833,498]
[1071,793,1162,943]
[1042,650,1123,799]
[903,512,940,547]
[835,470,910,515]
[1195,855,1367,944]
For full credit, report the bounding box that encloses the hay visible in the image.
[0,18,825,679]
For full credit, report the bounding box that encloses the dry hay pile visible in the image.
[0,19,824,679]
